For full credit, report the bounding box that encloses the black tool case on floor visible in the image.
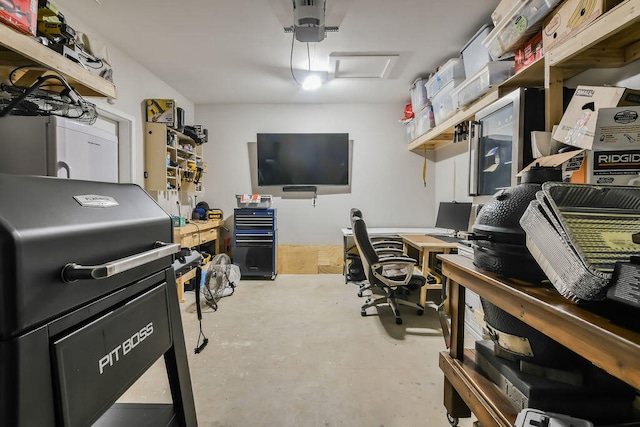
[0,174,197,426]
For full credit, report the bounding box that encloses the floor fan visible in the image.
[200,253,240,311]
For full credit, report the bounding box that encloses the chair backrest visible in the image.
[351,216,379,283]
[350,208,363,221]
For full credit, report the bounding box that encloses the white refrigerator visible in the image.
[0,115,118,182]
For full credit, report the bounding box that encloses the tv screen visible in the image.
[257,133,349,186]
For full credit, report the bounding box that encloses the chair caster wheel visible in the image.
[447,413,459,426]
[395,317,403,325]
[357,291,363,297]
[361,310,367,317]
[417,309,424,316]
[366,299,371,303]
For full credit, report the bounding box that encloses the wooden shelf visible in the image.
[439,350,518,427]
[407,88,500,152]
[407,58,545,153]
[439,254,640,425]
[546,0,640,71]
[0,24,117,98]
[407,0,640,154]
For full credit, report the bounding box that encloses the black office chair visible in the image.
[351,214,425,325]
[347,208,404,295]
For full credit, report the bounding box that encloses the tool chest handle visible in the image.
[61,242,181,282]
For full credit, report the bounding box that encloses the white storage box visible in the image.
[415,103,435,137]
[432,78,464,126]
[410,77,429,114]
[491,0,527,27]
[425,58,465,99]
[451,61,515,108]
[236,194,272,208]
[404,119,417,143]
[483,0,561,60]
[461,24,494,79]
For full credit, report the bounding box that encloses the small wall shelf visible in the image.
[0,23,117,98]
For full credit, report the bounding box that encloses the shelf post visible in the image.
[544,62,564,132]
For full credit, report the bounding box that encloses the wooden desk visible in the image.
[438,254,640,427]
[173,219,221,302]
[400,234,458,309]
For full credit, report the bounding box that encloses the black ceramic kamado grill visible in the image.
[0,174,197,426]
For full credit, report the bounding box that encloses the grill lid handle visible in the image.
[62,241,181,283]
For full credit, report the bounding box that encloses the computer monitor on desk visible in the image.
[431,202,473,241]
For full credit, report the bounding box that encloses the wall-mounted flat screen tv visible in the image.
[257,133,349,186]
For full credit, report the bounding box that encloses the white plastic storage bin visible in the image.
[236,194,272,208]
[425,58,465,99]
[491,0,527,27]
[404,119,417,143]
[461,24,494,79]
[451,61,515,108]
[483,0,561,60]
[415,103,435,137]
[431,78,464,126]
[410,77,429,114]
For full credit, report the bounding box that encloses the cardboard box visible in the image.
[518,149,586,182]
[514,31,543,74]
[553,86,640,150]
[0,0,37,35]
[543,0,622,52]
[589,106,640,185]
[145,99,177,128]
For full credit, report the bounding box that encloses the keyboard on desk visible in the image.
[427,234,460,244]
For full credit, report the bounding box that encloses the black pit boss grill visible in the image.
[0,174,197,426]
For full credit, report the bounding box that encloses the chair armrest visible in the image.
[372,258,417,287]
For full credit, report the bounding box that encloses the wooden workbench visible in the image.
[173,219,221,302]
[438,254,640,427]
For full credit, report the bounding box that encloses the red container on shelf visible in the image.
[514,31,543,74]
[0,0,37,35]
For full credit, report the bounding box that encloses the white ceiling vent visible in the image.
[329,53,399,79]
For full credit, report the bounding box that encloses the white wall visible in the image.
[434,141,473,217]
[196,103,436,245]
[88,41,195,188]
[52,6,640,242]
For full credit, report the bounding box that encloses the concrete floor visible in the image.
[118,274,478,427]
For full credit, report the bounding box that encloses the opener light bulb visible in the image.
[302,74,322,90]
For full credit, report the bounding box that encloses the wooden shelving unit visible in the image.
[144,122,205,193]
[545,0,640,128]
[546,0,640,70]
[407,59,545,154]
[0,23,117,98]
[439,254,640,426]
[407,0,640,154]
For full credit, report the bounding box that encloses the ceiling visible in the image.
[54,0,499,105]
